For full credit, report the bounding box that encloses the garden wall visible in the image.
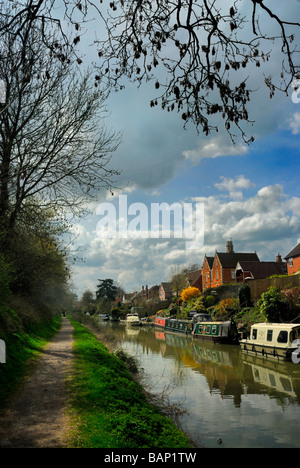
[248,275,300,303]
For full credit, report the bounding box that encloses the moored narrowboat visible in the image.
[193,320,238,344]
[164,318,194,335]
[126,313,140,326]
[155,317,167,328]
[240,323,300,361]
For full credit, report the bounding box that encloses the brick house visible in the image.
[202,256,214,290]
[235,256,287,282]
[186,269,203,291]
[159,282,173,301]
[202,241,260,290]
[285,243,300,275]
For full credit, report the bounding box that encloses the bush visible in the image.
[205,295,216,308]
[239,283,252,308]
[213,298,240,321]
[258,286,289,323]
[181,287,200,302]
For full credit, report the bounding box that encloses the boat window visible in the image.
[252,329,257,340]
[199,325,203,333]
[206,325,211,334]
[277,331,288,344]
[267,330,273,342]
[212,325,217,335]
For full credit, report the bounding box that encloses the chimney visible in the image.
[146,285,149,298]
[226,240,234,254]
[276,253,282,263]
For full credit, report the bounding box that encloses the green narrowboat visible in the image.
[164,318,194,335]
[193,320,238,344]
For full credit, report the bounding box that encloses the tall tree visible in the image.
[96,279,118,302]
[0,14,121,247]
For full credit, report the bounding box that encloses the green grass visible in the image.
[67,320,192,448]
[0,313,62,408]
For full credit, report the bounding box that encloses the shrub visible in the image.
[239,283,252,308]
[205,295,216,308]
[213,297,240,321]
[258,286,289,323]
[181,287,200,302]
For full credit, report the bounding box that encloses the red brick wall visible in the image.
[202,258,212,290]
[287,256,300,275]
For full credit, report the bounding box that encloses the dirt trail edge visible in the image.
[0,317,74,448]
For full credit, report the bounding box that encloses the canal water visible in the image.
[99,322,300,448]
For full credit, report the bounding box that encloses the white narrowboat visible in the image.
[240,323,300,361]
[126,313,140,326]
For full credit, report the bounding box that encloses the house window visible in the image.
[231,269,235,280]
[289,258,294,267]
[216,270,219,281]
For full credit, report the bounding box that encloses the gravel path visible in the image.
[0,318,74,448]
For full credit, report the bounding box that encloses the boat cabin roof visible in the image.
[251,323,300,330]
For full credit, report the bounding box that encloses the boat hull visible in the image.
[164,319,193,335]
[155,317,167,328]
[240,323,300,362]
[193,321,238,344]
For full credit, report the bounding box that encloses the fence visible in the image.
[248,275,300,303]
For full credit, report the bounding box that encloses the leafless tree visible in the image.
[0,16,121,244]
[1,1,299,142]
[95,0,300,142]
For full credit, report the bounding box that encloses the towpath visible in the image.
[0,317,74,448]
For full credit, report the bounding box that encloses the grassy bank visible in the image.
[0,311,62,409]
[67,320,191,448]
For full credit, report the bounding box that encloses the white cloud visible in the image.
[215,175,255,200]
[71,178,300,295]
[289,112,300,135]
[183,136,249,163]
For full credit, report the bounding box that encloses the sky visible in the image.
[67,1,300,298]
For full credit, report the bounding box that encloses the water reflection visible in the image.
[101,322,300,447]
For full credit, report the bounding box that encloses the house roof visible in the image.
[187,269,202,288]
[160,282,172,292]
[204,256,214,269]
[236,261,287,279]
[216,252,260,268]
[285,243,300,260]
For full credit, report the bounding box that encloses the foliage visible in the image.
[96,279,118,302]
[213,298,240,321]
[205,295,216,308]
[239,283,252,308]
[282,287,300,317]
[0,255,11,307]
[258,286,290,323]
[178,295,207,319]
[181,287,200,302]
